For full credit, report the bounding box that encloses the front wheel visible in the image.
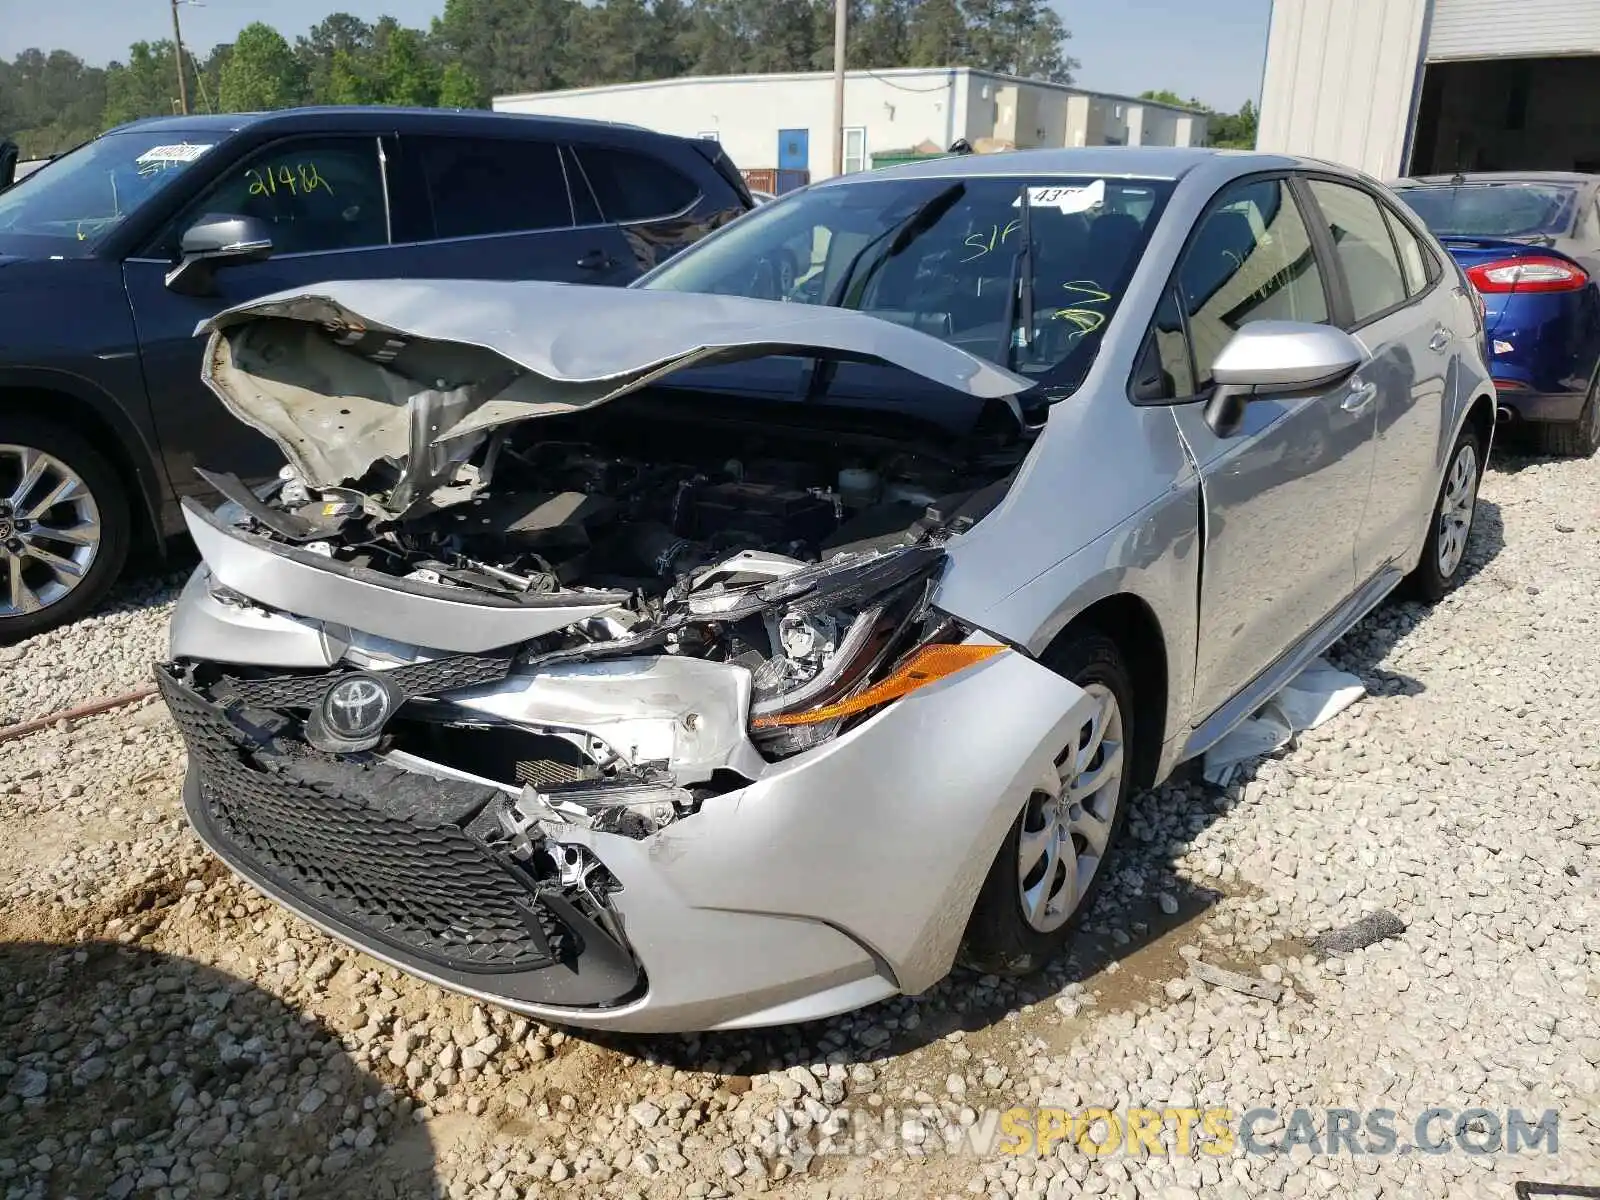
[0,418,130,643]
[960,630,1136,976]
[1405,426,1482,603]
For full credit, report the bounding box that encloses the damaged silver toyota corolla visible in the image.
[159,149,1494,1032]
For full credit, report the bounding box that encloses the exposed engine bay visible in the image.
[205,392,1025,763]
[184,281,1036,862]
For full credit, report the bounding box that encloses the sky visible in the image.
[0,0,1274,112]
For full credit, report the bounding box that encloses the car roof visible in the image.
[816,146,1309,186]
[1397,171,1600,188]
[103,106,660,142]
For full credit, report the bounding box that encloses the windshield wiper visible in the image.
[825,181,966,309]
[1002,183,1035,371]
[799,182,966,404]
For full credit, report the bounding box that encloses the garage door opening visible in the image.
[1409,56,1600,175]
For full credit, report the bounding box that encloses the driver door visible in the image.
[122,134,398,496]
[1162,176,1378,724]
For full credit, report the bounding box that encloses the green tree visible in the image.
[296,13,374,104]
[0,48,107,157]
[437,62,484,108]
[103,40,192,127]
[1139,89,1203,108]
[856,0,916,68]
[571,0,657,85]
[374,21,439,106]
[218,23,305,112]
[1209,99,1258,149]
[906,0,969,67]
[962,0,1075,82]
[432,0,583,97]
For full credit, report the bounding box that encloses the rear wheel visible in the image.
[1405,425,1482,603]
[0,418,129,643]
[960,630,1136,976]
[1530,376,1600,458]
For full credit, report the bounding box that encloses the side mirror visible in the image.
[1202,321,1364,437]
[165,214,274,297]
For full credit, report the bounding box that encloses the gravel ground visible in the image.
[2,448,1598,1200]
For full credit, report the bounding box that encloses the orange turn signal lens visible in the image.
[750,642,1007,729]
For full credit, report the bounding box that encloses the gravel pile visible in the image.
[2,448,1598,1199]
[0,571,186,726]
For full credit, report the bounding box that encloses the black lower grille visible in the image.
[158,668,563,973]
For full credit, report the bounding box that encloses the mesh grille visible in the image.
[224,652,513,711]
[515,759,588,788]
[158,669,562,972]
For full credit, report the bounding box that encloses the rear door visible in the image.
[1302,177,1449,582]
[378,133,635,287]
[122,133,401,491]
[1162,175,1377,722]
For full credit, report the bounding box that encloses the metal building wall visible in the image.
[1428,0,1600,60]
[1256,0,1429,179]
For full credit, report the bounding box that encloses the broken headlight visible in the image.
[745,547,1006,755]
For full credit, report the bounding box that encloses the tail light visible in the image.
[1465,257,1589,294]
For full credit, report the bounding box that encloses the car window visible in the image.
[1383,205,1431,297]
[1395,182,1579,238]
[1138,287,1196,400]
[166,137,389,257]
[638,174,1175,391]
[0,130,218,256]
[1177,177,1329,388]
[1308,180,1409,324]
[414,136,571,239]
[573,145,699,223]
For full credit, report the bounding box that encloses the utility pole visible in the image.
[169,0,189,115]
[830,0,848,177]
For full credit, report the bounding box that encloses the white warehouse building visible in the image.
[1258,0,1600,179]
[494,67,1208,186]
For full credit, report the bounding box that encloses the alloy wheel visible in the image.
[0,444,102,618]
[1436,441,1478,578]
[1017,682,1126,933]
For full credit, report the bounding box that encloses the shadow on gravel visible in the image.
[0,941,434,1199]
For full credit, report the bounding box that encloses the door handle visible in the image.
[1428,326,1452,352]
[576,249,617,272]
[1341,378,1378,413]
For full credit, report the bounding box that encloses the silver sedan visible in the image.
[159,147,1493,1032]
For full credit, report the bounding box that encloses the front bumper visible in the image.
[161,637,1095,1033]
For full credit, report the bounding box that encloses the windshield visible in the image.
[638,174,1174,389]
[1395,183,1579,239]
[0,129,219,255]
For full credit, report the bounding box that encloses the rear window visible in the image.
[572,145,699,223]
[414,136,572,239]
[1396,183,1579,239]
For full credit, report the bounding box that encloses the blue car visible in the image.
[1394,172,1600,456]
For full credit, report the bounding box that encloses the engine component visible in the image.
[837,467,882,509]
[690,480,839,548]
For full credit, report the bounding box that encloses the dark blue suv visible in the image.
[0,107,752,639]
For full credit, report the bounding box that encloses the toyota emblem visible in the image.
[320,675,393,742]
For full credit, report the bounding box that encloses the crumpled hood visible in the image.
[196,279,1030,514]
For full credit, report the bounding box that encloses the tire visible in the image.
[0,416,130,644]
[1405,424,1482,604]
[959,630,1137,977]
[1529,376,1600,458]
